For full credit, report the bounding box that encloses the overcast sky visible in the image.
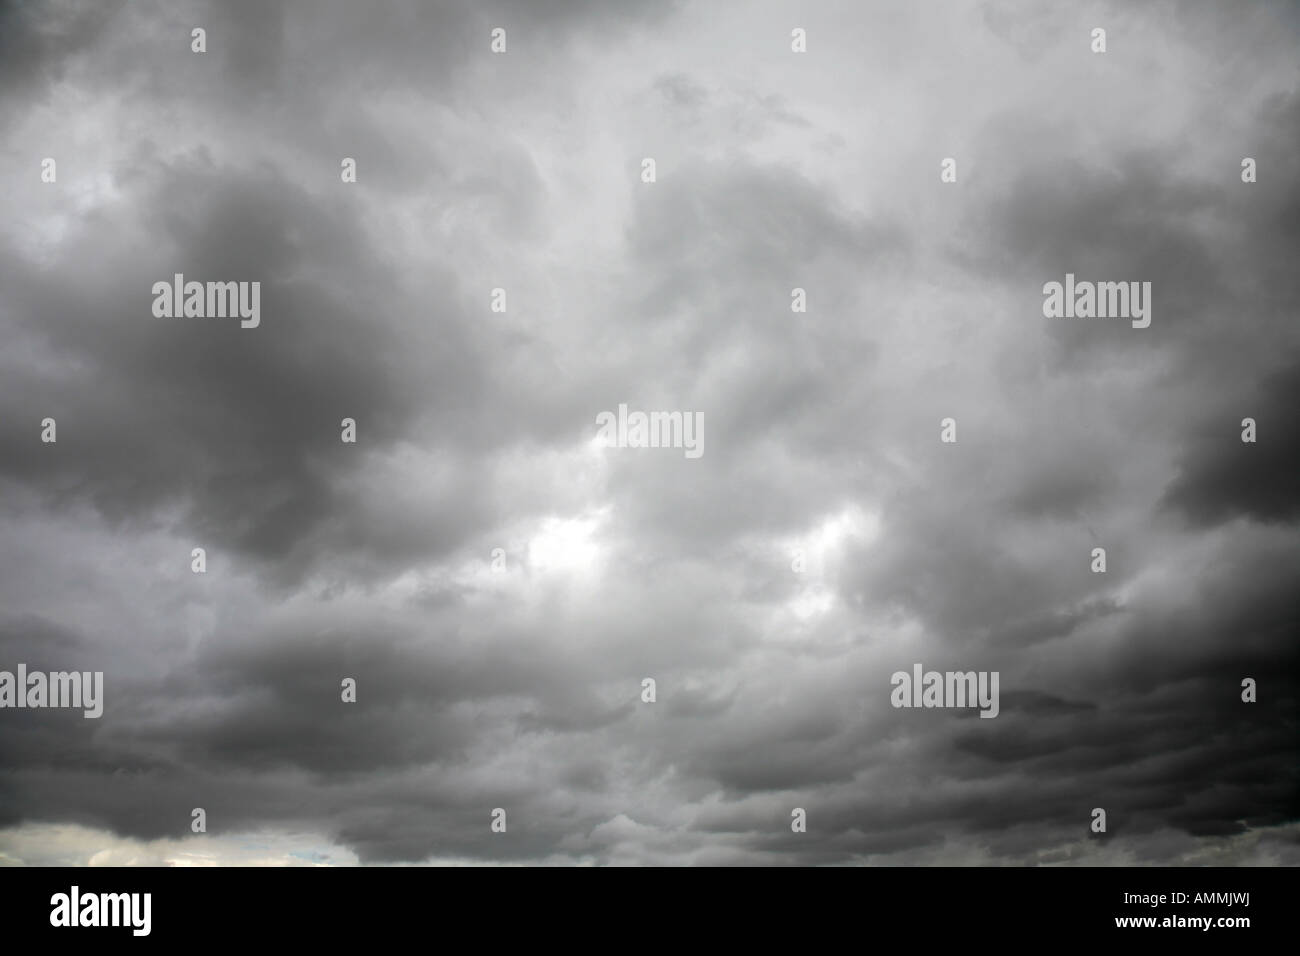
[0,0,1297,866]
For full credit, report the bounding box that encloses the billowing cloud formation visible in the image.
[0,0,1296,866]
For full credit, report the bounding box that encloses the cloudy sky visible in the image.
[1,0,1297,866]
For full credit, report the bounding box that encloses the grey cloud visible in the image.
[0,0,1296,867]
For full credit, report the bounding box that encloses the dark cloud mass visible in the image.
[0,0,1297,866]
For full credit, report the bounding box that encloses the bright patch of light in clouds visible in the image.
[527,508,610,578]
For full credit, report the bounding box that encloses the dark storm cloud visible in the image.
[1161,359,1300,527]
[0,602,632,860]
[0,615,114,819]
[957,82,1300,387]
[1,0,1297,866]
[0,0,123,104]
[0,154,491,585]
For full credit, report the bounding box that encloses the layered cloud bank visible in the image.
[0,0,1296,865]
